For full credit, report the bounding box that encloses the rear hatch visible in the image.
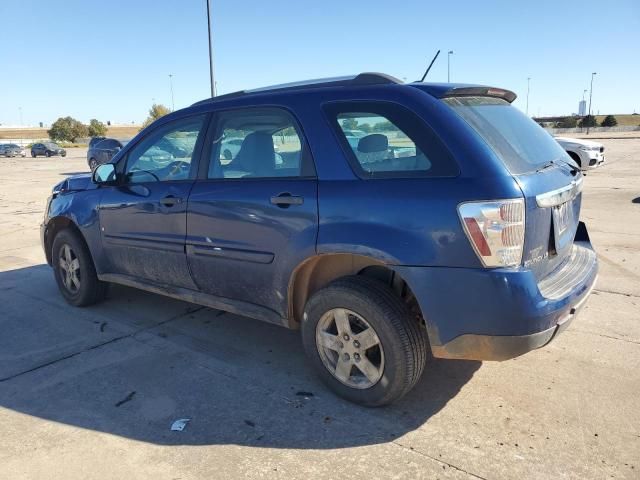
[443,94,582,280]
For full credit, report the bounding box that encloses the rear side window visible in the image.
[208,107,314,179]
[443,96,570,174]
[325,102,458,178]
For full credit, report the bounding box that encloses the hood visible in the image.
[554,137,603,148]
[54,173,93,193]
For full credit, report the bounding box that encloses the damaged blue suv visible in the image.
[42,73,598,406]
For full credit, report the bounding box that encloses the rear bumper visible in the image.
[395,222,598,361]
[429,273,595,361]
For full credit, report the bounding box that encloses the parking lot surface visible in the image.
[1,144,638,479]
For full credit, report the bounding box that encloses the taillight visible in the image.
[458,199,525,268]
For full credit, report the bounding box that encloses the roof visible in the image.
[191,72,403,107]
[190,72,517,107]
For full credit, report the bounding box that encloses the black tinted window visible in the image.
[443,96,569,174]
[208,108,313,179]
[325,102,458,178]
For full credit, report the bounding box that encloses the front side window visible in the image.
[326,102,458,178]
[208,108,312,179]
[124,115,205,183]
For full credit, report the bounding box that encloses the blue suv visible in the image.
[42,73,598,406]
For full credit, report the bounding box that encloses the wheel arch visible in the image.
[44,216,90,266]
[287,253,425,332]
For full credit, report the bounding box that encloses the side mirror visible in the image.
[93,163,117,184]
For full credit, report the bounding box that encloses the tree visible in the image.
[578,115,598,128]
[48,116,88,142]
[341,118,358,131]
[555,116,578,128]
[88,118,107,137]
[142,104,171,128]
[600,115,618,127]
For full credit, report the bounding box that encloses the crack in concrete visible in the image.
[391,440,489,479]
[572,329,640,346]
[0,306,205,383]
[594,288,640,299]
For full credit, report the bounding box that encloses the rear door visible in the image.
[98,114,207,288]
[186,107,318,318]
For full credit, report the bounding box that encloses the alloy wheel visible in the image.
[58,244,81,294]
[315,308,385,389]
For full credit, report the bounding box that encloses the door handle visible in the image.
[160,195,182,207]
[270,193,304,207]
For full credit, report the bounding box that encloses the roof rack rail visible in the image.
[191,72,402,107]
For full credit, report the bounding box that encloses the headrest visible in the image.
[357,134,388,153]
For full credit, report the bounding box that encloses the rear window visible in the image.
[325,101,458,178]
[443,96,569,175]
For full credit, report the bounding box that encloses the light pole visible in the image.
[447,50,454,82]
[526,77,531,116]
[206,0,216,97]
[587,72,596,135]
[169,74,175,111]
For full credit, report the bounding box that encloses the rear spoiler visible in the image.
[442,86,517,103]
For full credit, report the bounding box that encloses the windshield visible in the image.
[45,143,59,148]
[443,96,573,174]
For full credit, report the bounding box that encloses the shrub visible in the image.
[600,115,618,127]
[48,116,88,142]
[578,115,598,128]
[88,119,107,137]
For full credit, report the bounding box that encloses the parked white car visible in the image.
[554,137,605,171]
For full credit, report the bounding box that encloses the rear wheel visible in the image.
[46,151,51,157]
[52,229,107,307]
[31,151,36,157]
[301,276,427,406]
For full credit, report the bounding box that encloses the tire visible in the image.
[568,151,582,169]
[301,275,427,407]
[52,229,107,307]
[46,151,51,157]
[31,151,36,157]
[89,158,98,170]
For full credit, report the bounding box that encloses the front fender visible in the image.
[43,189,104,271]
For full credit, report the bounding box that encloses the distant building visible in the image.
[578,100,586,116]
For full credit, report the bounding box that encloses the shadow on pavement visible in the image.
[0,264,480,448]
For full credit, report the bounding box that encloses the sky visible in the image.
[0,0,638,126]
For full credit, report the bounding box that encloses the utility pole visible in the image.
[206,0,216,97]
[587,72,596,135]
[447,50,454,82]
[169,74,175,111]
[526,77,531,116]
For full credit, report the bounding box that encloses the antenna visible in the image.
[419,50,441,82]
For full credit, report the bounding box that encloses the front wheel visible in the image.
[52,229,107,307]
[301,276,427,406]
[31,151,36,157]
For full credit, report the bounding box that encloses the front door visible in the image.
[99,114,207,288]
[186,107,318,317]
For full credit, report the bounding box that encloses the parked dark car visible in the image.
[41,73,598,406]
[31,142,66,157]
[86,138,126,170]
[0,143,26,157]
